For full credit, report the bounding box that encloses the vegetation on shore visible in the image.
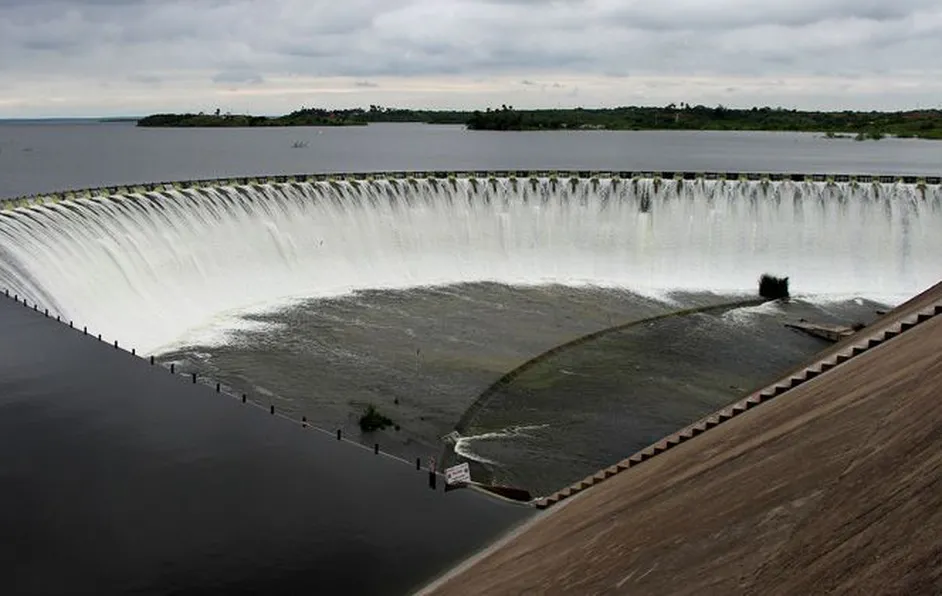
[137,105,467,128]
[139,108,363,127]
[464,105,942,139]
[138,104,942,139]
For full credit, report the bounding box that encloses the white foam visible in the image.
[797,292,909,307]
[453,424,551,465]
[156,311,284,355]
[1,177,939,355]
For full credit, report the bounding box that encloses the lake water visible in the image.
[1,121,941,199]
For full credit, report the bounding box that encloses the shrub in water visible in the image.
[759,274,790,300]
[359,404,393,432]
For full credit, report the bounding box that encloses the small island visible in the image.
[137,104,942,140]
[137,106,467,128]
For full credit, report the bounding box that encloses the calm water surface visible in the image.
[1,121,940,199]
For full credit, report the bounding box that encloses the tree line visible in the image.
[137,104,942,139]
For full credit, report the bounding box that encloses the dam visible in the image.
[2,172,940,485]
[2,171,941,594]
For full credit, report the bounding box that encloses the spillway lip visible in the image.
[2,169,936,356]
[2,170,940,210]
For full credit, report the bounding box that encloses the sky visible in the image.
[1,0,941,117]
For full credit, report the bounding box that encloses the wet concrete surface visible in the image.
[458,297,888,496]
[158,285,733,482]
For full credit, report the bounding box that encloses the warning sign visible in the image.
[445,462,471,485]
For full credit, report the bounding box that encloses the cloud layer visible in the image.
[1,0,941,116]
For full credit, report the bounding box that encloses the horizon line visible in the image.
[4,103,942,122]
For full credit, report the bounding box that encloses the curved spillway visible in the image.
[1,174,940,355]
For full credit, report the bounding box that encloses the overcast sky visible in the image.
[1,0,941,117]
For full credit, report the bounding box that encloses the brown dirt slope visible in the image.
[425,283,942,595]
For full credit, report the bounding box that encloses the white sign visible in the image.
[445,462,471,485]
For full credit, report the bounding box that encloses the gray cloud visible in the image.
[127,73,161,85]
[213,70,265,85]
[600,0,940,30]
[0,0,940,116]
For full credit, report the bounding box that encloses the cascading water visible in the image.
[0,176,939,355]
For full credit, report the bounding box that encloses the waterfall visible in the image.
[1,176,939,355]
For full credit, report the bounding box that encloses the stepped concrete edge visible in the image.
[535,286,942,509]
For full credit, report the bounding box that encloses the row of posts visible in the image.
[3,287,441,490]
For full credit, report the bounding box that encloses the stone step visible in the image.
[790,372,808,384]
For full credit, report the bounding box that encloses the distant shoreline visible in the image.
[136,105,942,140]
